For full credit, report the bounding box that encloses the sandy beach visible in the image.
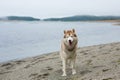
[0,42,120,80]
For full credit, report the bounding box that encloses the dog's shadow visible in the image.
[48,64,94,80]
[48,68,80,80]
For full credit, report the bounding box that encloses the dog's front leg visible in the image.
[62,59,67,76]
[71,58,76,75]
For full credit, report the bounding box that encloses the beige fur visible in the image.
[60,29,78,76]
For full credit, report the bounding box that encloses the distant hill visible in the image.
[44,15,120,21]
[1,15,120,22]
[0,16,40,21]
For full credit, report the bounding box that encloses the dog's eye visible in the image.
[74,34,77,37]
[64,35,66,38]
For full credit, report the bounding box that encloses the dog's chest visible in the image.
[65,50,76,59]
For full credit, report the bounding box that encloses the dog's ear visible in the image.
[64,30,66,34]
[72,29,75,33]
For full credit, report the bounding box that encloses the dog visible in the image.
[60,29,78,76]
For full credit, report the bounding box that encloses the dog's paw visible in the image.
[72,70,76,75]
[61,73,67,76]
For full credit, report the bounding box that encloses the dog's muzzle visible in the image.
[67,37,73,45]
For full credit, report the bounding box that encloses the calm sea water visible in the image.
[0,21,120,62]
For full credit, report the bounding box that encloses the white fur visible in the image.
[67,36,73,42]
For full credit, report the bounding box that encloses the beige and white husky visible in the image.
[60,29,78,76]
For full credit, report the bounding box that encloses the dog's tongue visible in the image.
[69,40,72,45]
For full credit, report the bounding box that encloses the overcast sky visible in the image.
[0,0,120,18]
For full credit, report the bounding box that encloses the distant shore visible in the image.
[0,42,120,80]
[0,19,120,26]
[96,19,120,23]
[83,20,120,26]
[98,20,120,26]
[1,15,120,22]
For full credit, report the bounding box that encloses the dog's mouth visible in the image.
[69,40,72,45]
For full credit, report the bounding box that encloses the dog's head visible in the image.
[63,29,77,46]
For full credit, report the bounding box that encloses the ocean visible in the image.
[0,21,120,62]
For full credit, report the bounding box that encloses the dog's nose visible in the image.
[68,37,73,42]
[69,40,72,45]
[69,40,71,42]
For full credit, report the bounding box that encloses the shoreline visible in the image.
[0,42,118,64]
[0,42,120,80]
[0,19,120,26]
